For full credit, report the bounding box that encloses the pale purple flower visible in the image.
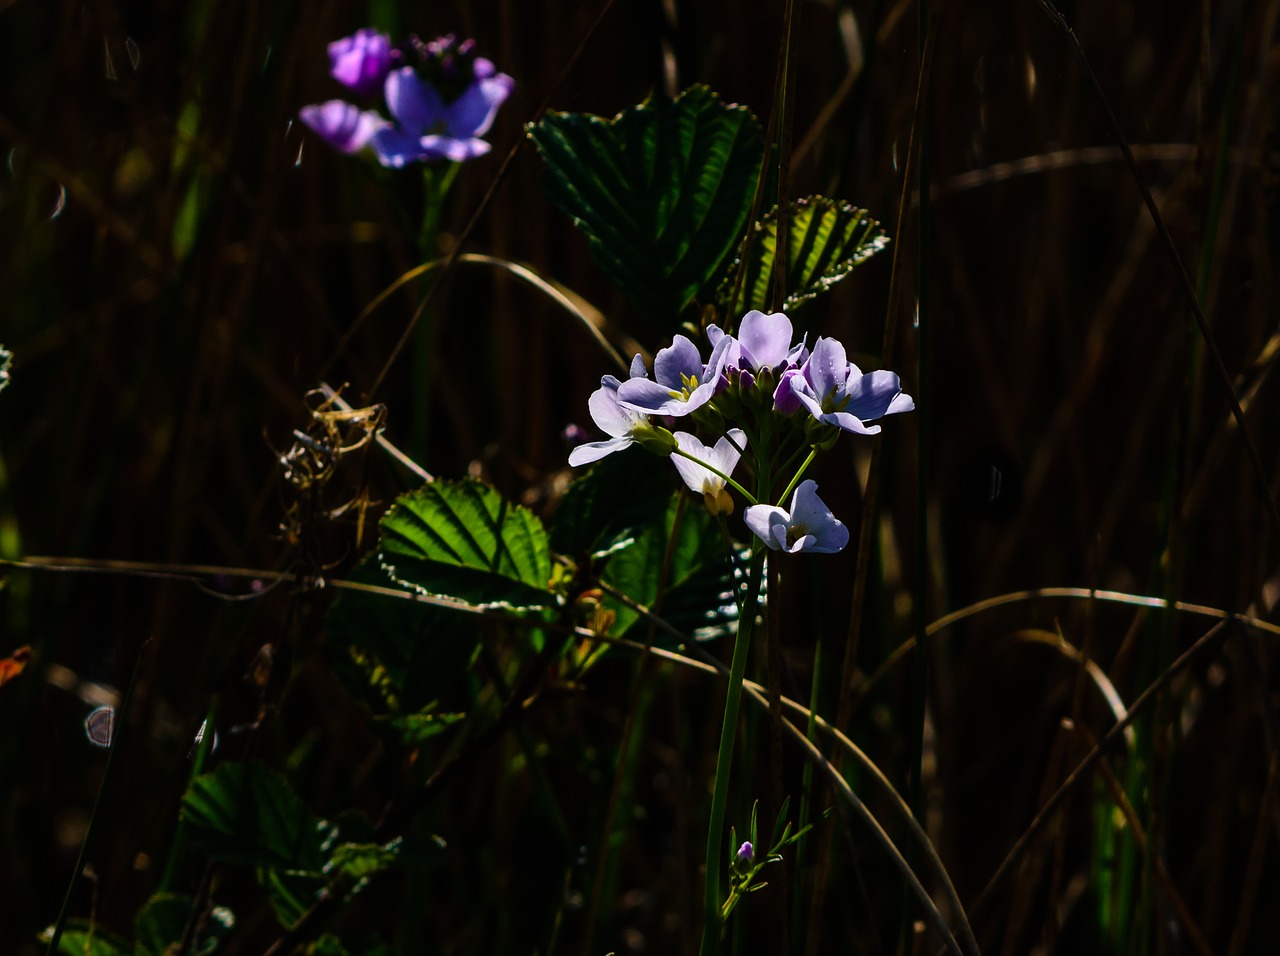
[328,29,394,97]
[708,310,796,373]
[616,335,733,417]
[708,310,810,412]
[736,841,754,866]
[671,429,746,515]
[371,61,514,167]
[785,337,913,435]
[744,480,849,554]
[568,362,652,466]
[299,100,389,154]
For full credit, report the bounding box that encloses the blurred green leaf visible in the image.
[260,811,371,929]
[44,926,130,956]
[134,893,234,956]
[379,710,466,744]
[307,937,351,956]
[528,85,763,333]
[378,479,554,611]
[718,197,889,317]
[181,763,323,870]
[325,555,478,714]
[326,839,402,881]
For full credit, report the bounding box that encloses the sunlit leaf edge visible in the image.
[715,196,889,316]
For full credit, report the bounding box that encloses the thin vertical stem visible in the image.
[700,547,768,956]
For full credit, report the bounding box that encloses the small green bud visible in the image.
[637,425,678,456]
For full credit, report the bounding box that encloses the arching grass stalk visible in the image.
[700,545,768,956]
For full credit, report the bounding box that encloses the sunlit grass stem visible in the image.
[699,546,768,955]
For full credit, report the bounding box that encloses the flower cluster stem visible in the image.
[699,546,767,956]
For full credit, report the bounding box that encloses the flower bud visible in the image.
[636,425,678,456]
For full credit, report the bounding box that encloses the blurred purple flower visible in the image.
[298,99,389,154]
[785,337,913,435]
[371,58,514,166]
[301,32,513,169]
[736,841,754,865]
[744,480,849,554]
[328,29,394,97]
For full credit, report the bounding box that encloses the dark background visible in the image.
[2,1,1279,953]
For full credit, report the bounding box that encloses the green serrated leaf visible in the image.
[134,893,234,956]
[378,479,553,611]
[43,925,132,956]
[181,763,323,870]
[718,196,888,317]
[528,85,763,334]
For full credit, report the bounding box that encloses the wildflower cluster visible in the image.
[569,310,913,554]
[300,29,513,167]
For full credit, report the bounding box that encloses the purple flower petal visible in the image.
[370,126,431,168]
[671,429,746,496]
[417,134,491,162]
[802,337,848,398]
[619,334,730,417]
[773,368,804,414]
[299,100,387,153]
[843,369,911,422]
[384,67,446,134]
[743,504,791,551]
[568,376,650,466]
[737,310,794,370]
[568,436,634,466]
[444,73,514,138]
[328,29,393,97]
[653,335,706,389]
[588,376,645,439]
[744,480,848,554]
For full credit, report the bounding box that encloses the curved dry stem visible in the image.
[855,585,1280,710]
[351,253,633,378]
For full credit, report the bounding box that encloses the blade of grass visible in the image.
[1032,0,1280,541]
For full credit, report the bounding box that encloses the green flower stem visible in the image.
[411,162,461,459]
[671,447,758,505]
[775,448,818,506]
[699,546,767,956]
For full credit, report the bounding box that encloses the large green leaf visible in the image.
[717,197,888,316]
[325,554,478,714]
[550,448,680,558]
[378,479,553,611]
[528,85,763,333]
[134,893,234,956]
[601,493,739,643]
[180,763,323,870]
